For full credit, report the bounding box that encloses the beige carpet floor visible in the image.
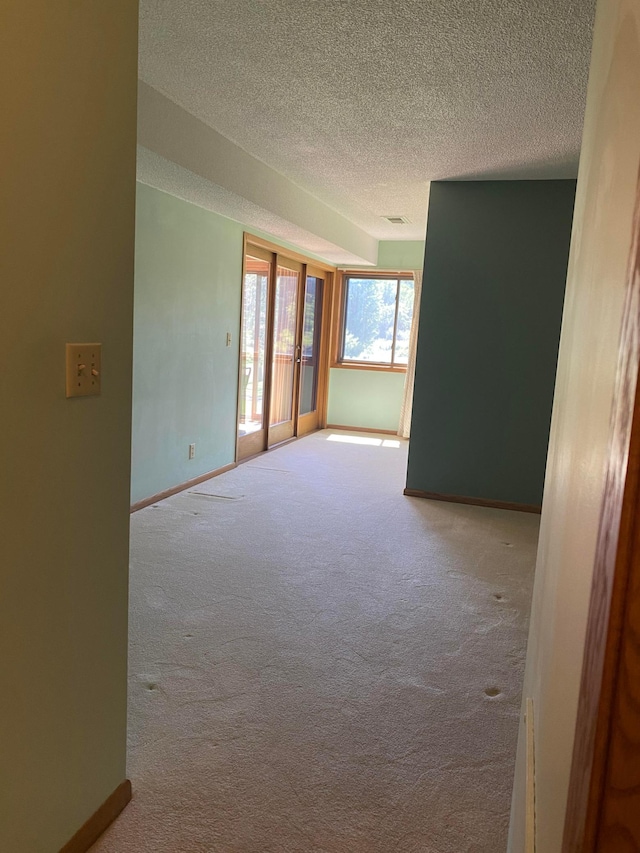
[92,430,538,853]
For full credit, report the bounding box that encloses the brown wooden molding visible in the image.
[403,488,542,514]
[237,239,333,455]
[563,167,640,852]
[318,268,334,429]
[59,779,131,853]
[597,448,640,849]
[330,271,347,368]
[131,462,236,512]
[244,233,336,273]
[329,270,414,370]
[326,424,401,436]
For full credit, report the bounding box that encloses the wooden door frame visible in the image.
[235,234,336,462]
[267,255,303,447]
[563,170,640,851]
[297,265,333,437]
[316,266,334,429]
[236,238,275,461]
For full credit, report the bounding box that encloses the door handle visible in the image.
[295,345,301,363]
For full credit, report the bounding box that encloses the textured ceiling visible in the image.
[137,146,377,266]
[139,0,596,241]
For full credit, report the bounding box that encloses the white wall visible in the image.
[508,0,640,850]
[0,3,138,851]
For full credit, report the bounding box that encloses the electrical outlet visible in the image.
[226,332,232,347]
[188,443,196,460]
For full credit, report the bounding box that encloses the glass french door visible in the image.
[238,247,271,459]
[297,268,325,437]
[268,259,302,446]
[237,246,329,460]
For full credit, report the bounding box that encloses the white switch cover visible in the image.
[66,343,101,398]
[189,443,196,459]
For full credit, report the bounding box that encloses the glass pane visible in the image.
[270,265,299,426]
[342,278,397,363]
[299,276,323,416]
[394,279,414,365]
[239,256,269,437]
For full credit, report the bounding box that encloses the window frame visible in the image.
[332,271,414,372]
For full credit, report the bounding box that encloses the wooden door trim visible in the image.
[246,233,336,273]
[237,429,266,462]
[297,266,319,435]
[263,248,278,447]
[236,235,336,457]
[244,242,273,264]
[307,264,327,280]
[59,780,131,853]
[297,410,318,437]
[267,261,302,447]
[276,255,304,275]
[330,270,347,365]
[297,267,331,434]
[235,234,251,464]
[268,419,295,446]
[563,168,640,851]
[236,235,273,462]
[292,262,305,434]
[317,269,333,428]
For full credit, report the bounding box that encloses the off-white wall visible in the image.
[0,3,138,851]
[508,1,640,850]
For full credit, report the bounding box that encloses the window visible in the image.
[339,275,414,367]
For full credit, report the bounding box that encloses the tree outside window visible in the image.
[341,275,414,366]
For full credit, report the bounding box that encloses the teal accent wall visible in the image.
[327,368,405,431]
[406,180,576,506]
[132,184,243,503]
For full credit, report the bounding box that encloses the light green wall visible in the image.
[0,3,138,851]
[339,240,425,272]
[132,184,243,504]
[376,240,425,270]
[327,369,405,431]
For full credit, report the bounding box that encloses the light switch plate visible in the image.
[66,343,102,398]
